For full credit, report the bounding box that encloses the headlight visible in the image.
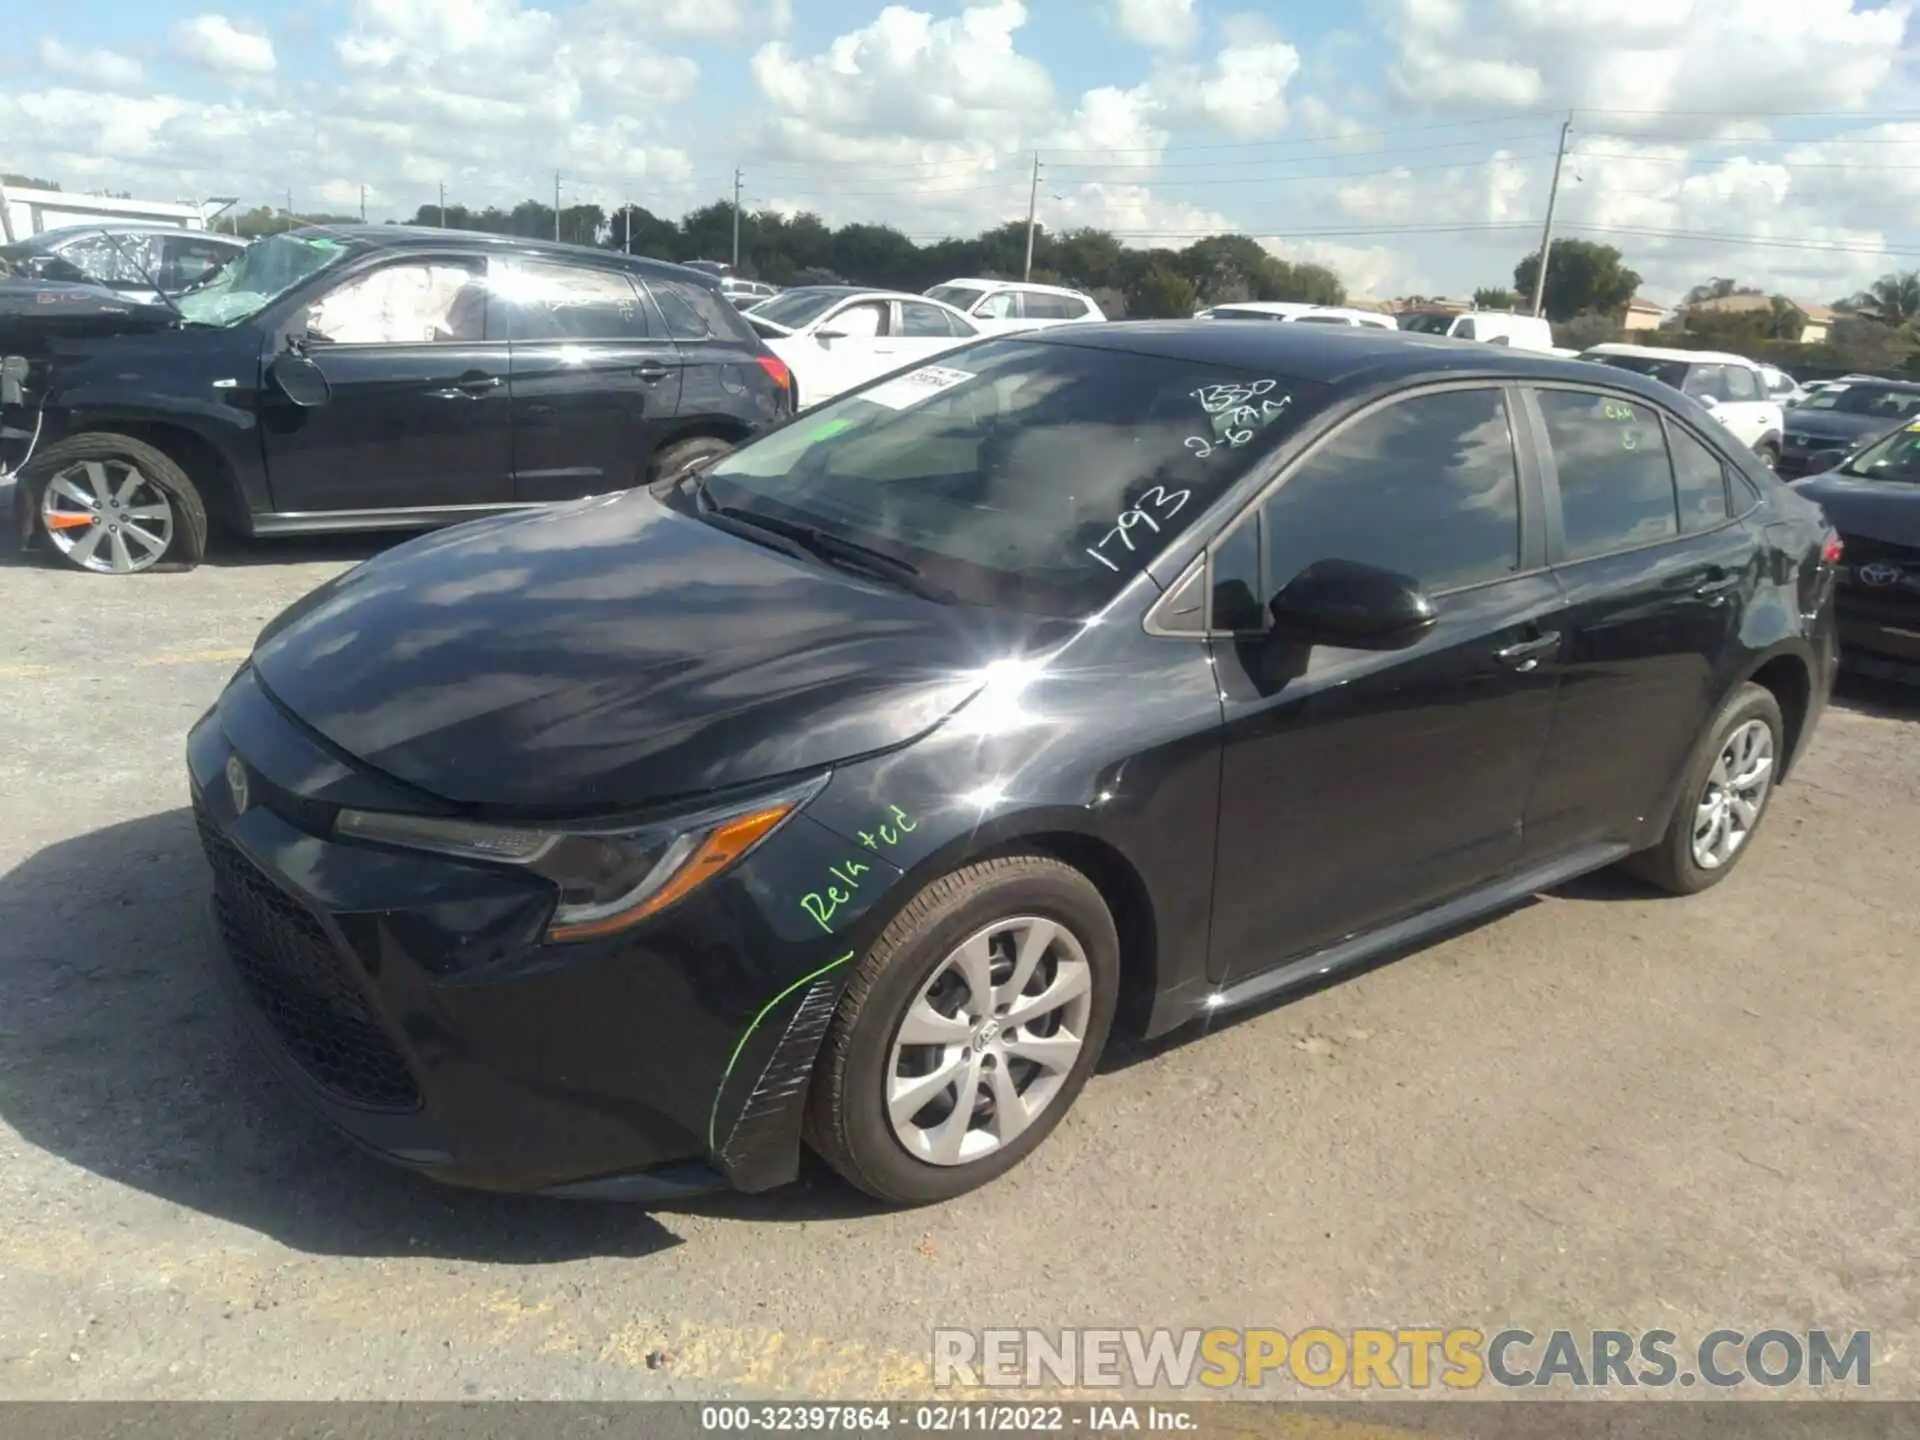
[334,773,826,942]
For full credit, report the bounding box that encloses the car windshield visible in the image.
[1839,422,1920,483]
[1591,353,1693,389]
[174,232,354,325]
[928,284,986,312]
[1398,314,1454,334]
[748,289,846,331]
[1800,384,1920,419]
[694,337,1326,617]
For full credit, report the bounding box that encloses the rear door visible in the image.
[501,256,682,503]
[260,253,514,514]
[891,298,975,367]
[1516,385,1757,859]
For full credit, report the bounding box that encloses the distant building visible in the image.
[1623,297,1667,332]
[1679,292,1833,344]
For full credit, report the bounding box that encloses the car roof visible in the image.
[280,224,724,284]
[1585,343,1757,366]
[1033,320,1688,396]
[940,277,1092,298]
[27,223,247,247]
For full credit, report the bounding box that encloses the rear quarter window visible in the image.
[648,276,754,342]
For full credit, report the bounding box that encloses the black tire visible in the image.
[805,855,1119,1205]
[647,435,735,485]
[1755,440,1780,471]
[20,432,208,574]
[1623,682,1784,895]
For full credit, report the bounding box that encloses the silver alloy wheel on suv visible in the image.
[39,458,175,573]
[886,915,1094,1166]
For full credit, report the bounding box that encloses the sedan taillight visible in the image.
[1820,531,1844,567]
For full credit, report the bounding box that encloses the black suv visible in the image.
[2,226,792,574]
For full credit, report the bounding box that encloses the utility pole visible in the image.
[624,202,632,254]
[359,185,366,223]
[1022,151,1041,281]
[732,168,743,269]
[554,172,562,242]
[438,181,446,229]
[1529,115,1573,319]
[285,187,293,233]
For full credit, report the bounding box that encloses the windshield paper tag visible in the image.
[857,365,974,411]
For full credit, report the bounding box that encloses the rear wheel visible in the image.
[24,433,207,574]
[1623,682,1783,894]
[806,856,1118,1204]
[647,435,735,486]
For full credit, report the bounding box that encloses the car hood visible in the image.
[250,491,1057,813]
[1785,410,1895,443]
[1791,472,1920,548]
[0,281,178,347]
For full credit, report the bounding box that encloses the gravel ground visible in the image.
[2,506,1917,1406]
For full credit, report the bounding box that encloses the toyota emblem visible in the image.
[1858,562,1901,587]
[225,755,250,814]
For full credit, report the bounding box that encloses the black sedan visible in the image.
[188,324,1840,1204]
[1778,378,1920,477]
[1792,421,1920,682]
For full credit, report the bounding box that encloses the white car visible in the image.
[744,286,981,408]
[1194,301,1398,329]
[1581,344,1785,466]
[924,278,1104,333]
[1398,309,1557,352]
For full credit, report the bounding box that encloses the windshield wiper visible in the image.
[693,482,953,602]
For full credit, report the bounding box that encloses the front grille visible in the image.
[1837,533,1920,615]
[195,798,421,1112]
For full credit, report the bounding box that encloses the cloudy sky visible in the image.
[4,0,1918,302]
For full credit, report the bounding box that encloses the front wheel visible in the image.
[1623,682,1783,894]
[23,433,208,574]
[646,435,735,486]
[806,855,1119,1204]
[1755,440,1780,471]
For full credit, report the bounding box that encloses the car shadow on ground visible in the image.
[0,808,876,1261]
[201,529,412,569]
[1832,668,1920,721]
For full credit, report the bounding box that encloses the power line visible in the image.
[1574,149,1920,170]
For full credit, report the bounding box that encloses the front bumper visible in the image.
[1833,553,1920,681]
[186,667,893,1196]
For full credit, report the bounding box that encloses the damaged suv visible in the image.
[2,226,792,574]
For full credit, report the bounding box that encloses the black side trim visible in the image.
[718,975,843,1192]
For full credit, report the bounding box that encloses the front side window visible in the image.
[300,260,486,346]
[1682,365,1728,402]
[1398,314,1454,335]
[973,291,1019,320]
[1536,388,1678,560]
[497,261,648,341]
[822,301,886,338]
[693,339,1326,616]
[1255,387,1522,596]
[1722,365,1759,401]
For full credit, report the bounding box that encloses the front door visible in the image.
[1208,385,1563,982]
[499,256,685,502]
[259,255,513,514]
[1517,386,1755,858]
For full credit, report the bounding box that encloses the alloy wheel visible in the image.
[1692,718,1774,870]
[40,459,175,574]
[886,915,1094,1167]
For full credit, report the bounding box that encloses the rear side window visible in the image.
[1024,292,1085,320]
[502,260,650,341]
[1536,389,1678,559]
[1682,366,1728,403]
[649,277,751,341]
[1668,424,1730,533]
[1258,387,1522,595]
[900,300,963,337]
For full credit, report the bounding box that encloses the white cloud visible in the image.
[172,15,278,77]
[604,0,791,36]
[1111,0,1200,50]
[36,38,145,91]
[1154,40,1301,137]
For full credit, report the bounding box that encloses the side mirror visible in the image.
[1269,558,1437,650]
[1696,393,1720,411]
[268,352,332,408]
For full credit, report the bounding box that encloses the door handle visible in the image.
[633,361,673,382]
[1494,631,1561,672]
[1696,568,1742,599]
[458,374,502,392]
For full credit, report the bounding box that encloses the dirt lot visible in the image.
[2,506,1917,1405]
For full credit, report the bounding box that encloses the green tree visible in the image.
[1,173,61,190]
[1473,286,1516,310]
[1767,295,1807,343]
[1127,264,1200,318]
[1683,277,1762,305]
[1847,270,1920,330]
[1514,240,1641,323]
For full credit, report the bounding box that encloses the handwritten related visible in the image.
[800,805,919,934]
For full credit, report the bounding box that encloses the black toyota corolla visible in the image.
[188,323,1840,1205]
